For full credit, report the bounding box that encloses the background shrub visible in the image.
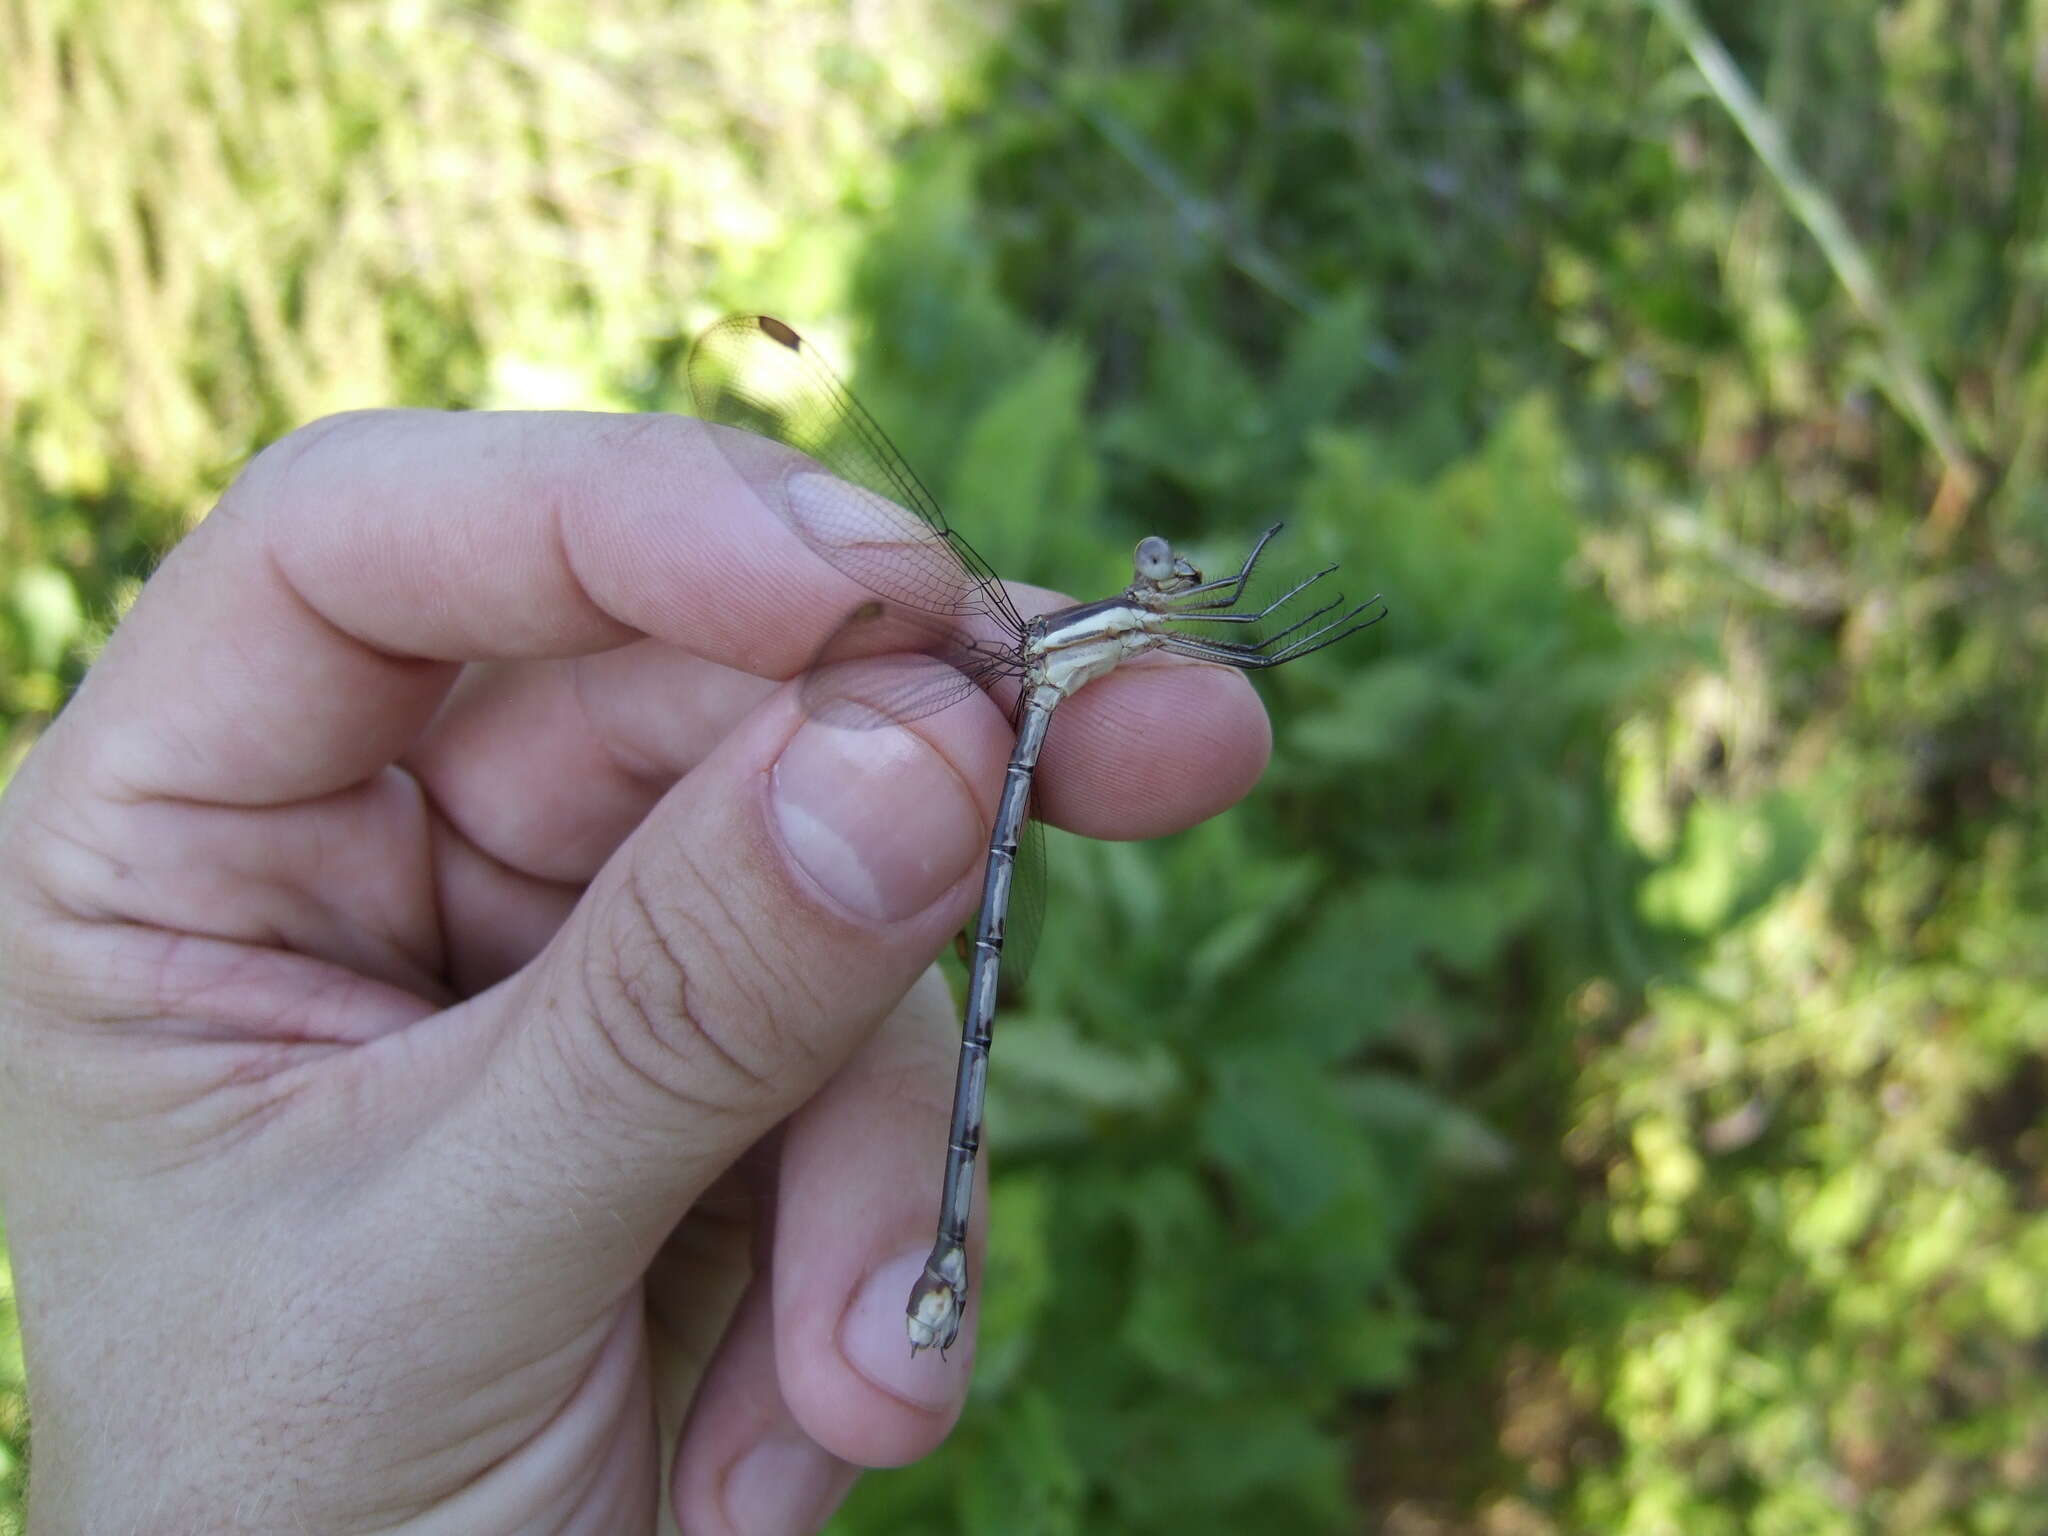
[2,2,2042,1531]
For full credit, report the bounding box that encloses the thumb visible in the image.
[394,682,1002,1311]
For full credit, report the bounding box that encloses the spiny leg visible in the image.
[1160,597,1384,668]
[1170,592,1348,656]
[1256,597,1386,662]
[1163,522,1286,609]
[1238,591,1353,651]
[1165,561,1338,625]
[1169,592,1345,650]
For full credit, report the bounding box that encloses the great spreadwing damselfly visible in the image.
[688,314,1382,1355]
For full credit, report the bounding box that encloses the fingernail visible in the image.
[723,1429,854,1535]
[840,1247,971,1410]
[789,469,927,544]
[772,721,983,922]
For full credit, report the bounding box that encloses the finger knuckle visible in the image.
[233,410,400,515]
[573,860,800,1114]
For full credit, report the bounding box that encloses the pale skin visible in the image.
[0,409,1271,1534]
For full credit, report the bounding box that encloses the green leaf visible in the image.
[975,1173,1056,1395]
[987,1016,1182,1113]
[8,565,83,674]
[1336,1071,1517,1178]
[1100,1403,1348,1529]
[956,1389,1086,1536]
[1288,653,1468,766]
[1270,289,1386,432]
[1638,791,1818,936]
[947,338,1100,578]
[1200,1047,1390,1232]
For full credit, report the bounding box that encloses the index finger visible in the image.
[64,410,825,806]
[61,409,1270,822]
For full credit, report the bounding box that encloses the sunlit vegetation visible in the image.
[2,2,2043,1531]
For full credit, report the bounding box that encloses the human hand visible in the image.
[0,409,1270,1534]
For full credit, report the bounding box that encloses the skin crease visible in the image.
[0,409,1272,1535]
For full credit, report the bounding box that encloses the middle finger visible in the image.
[406,583,1272,977]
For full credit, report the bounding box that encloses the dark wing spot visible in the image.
[757,315,802,350]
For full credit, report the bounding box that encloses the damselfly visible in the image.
[688,314,1381,1354]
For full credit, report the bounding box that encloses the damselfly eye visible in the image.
[1134,536,1175,582]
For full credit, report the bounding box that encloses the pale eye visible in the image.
[1134,536,1175,581]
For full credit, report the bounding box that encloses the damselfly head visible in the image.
[1132,535,1200,592]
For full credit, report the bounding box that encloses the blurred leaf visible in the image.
[948,339,1100,582]
[1101,1403,1347,1530]
[1336,1072,1517,1179]
[1638,791,1818,936]
[1289,654,1465,767]
[957,1389,1087,1536]
[989,1016,1182,1112]
[1201,1046,1391,1233]
[1180,855,1321,991]
[1269,289,1386,436]
[975,1173,1055,1394]
[7,565,83,675]
[1101,325,1264,501]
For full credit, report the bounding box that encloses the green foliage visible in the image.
[5,1,2047,1533]
[0,1212,19,1534]
[813,124,1652,1518]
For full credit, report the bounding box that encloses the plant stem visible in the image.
[1645,0,1978,528]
